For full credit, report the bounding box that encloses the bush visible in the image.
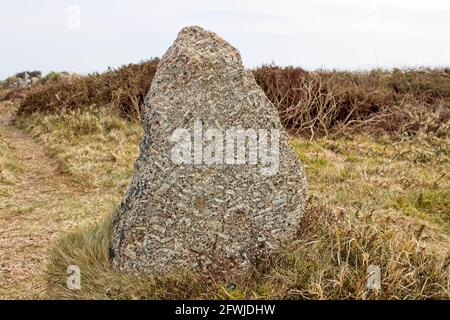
[253,66,450,136]
[16,61,450,137]
[17,59,159,120]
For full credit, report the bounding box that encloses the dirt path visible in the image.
[0,114,85,299]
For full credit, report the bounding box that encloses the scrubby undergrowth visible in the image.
[16,59,159,121]
[46,202,449,300]
[255,66,450,136]
[11,61,450,138]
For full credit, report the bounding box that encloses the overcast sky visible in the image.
[1,0,450,79]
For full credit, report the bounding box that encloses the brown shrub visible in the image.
[15,60,450,137]
[17,59,159,120]
[253,66,450,136]
[1,88,29,101]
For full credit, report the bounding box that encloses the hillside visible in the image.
[0,63,449,299]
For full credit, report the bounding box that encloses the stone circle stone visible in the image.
[110,26,307,275]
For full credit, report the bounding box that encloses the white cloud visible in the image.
[1,0,449,78]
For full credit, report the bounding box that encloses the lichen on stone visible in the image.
[111,26,307,276]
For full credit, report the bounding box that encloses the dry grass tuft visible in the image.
[264,201,449,299]
[44,201,449,300]
[15,107,142,192]
[253,66,450,137]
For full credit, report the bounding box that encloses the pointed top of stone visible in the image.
[163,25,242,67]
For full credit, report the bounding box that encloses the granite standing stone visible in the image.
[111,26,307,275]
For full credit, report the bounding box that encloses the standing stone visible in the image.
[111,26,307,275]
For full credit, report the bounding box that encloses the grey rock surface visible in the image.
[111,26,307,275]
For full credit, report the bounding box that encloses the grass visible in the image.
[0,135,20,195]
[0,101,20,196]
[16,106,142,193]
[11,107,449,299]
[45,203,450,300]
[390,189,449,227]
[0,104,140,298]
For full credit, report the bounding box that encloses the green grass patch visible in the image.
[390,189,450,228]
[0,139,20,186]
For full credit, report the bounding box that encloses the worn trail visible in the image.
[0,114,85,299]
